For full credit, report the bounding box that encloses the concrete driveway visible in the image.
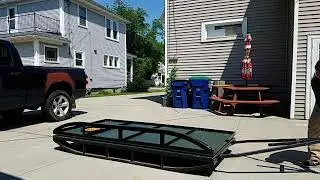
[0,93,319,180]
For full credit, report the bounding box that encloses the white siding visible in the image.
[64,1,127,89]
[294,0,320,119]
[0,0,60,34]
[39,42,71,67]
[14,42,34,65]
[16,0,59,19]
[0,0,127,89]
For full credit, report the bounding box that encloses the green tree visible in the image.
[107,1,164,83]
[148,18,164,42]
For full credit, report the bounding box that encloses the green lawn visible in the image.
[87,89,165,98]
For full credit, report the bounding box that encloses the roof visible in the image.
[127,53,137,59]
[0,0,23,4]
[0,31,69,44]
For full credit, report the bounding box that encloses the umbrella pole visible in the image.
[243,34,252,87]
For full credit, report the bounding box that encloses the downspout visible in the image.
[290,0,299,119]
[65,0,72,64]
[164,0,168,86]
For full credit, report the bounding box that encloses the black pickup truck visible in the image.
[0,40,87,121]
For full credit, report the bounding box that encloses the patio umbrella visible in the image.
[241,34,253,85]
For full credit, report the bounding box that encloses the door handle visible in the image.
[10,72,22,76]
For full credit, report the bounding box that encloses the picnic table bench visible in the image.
[210,85,280,117]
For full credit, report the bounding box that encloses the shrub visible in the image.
[127,76,150,92]
[165,66,177,96]
[97,90,113,96]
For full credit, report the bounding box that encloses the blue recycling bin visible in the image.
[190,79,209,109]
[171,80,189,108]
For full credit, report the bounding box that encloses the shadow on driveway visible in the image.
[215,150,319,174]
[265,150,318,173]
[0,172,24,180]
[131,95,164,105]
[0,110,87,131]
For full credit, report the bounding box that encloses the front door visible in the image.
[127,58,133,82]
[306,36,320,119]
[0,41,25,111]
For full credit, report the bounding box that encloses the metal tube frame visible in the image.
[53,120,235,173]
[53,119,320,173]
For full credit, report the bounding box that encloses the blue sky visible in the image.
[96,0,164,25]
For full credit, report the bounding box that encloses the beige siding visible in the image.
[167,0,291,107]
[295,0,320,119]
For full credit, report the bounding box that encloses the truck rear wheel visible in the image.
[43,90,72,122]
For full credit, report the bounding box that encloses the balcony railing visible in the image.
[0,12,60,35]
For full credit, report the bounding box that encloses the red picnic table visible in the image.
[211,85,280,117]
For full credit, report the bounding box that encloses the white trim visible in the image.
[44,45,59,64]
[103,54,120,69]
[306,36,312,119]
[201,18,247,43]
[204,18,245,26]
[74,50,85,68]
[305,35,320,119]
[130,58,133,82]
[114,21,120,41]
[33,39,40,66]
[59,0,65,37]
[111,20,119,41]
[114,56,120,69]
[106,36,120,43]
[105,17,111,39]
[78,4,88,28]
[105,17,111,38]
[124,25,127,86]
[201,36,244,42]
[7,35,67,45]
[7,5,18,33]
[164,0,168,86]
[290,0,299,119]
[105,17,120,42]
[310,39,320,119]
[103,54,111,68]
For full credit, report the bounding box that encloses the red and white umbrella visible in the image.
[241,34,253,83]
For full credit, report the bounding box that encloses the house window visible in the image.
[78,5,87,27]
[114,57,119,67]
[74,51,84,68]
[44,46,58,63]
[103,55,120,68]
[109,56,113,67]
[103,55,108,67]
[106,19,111,38]
[8,7,16,30]
[201,18,247,42]
[113,21,118,40]
[105,18,119,41]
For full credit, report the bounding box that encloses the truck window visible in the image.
[0,42,12,67]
